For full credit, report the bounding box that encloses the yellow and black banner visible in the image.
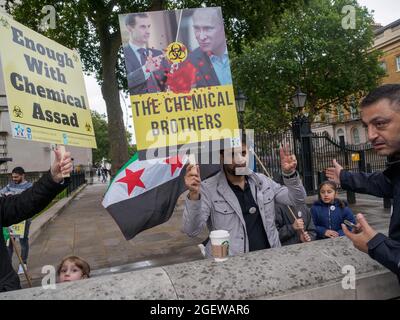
[0,12,96,148]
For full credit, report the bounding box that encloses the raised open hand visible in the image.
[280,145,297,174]
[325,159,343,185]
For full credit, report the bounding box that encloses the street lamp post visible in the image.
[291,88,314,194]
[235,89,247,130]
[292,88,307,111]
[291,87,308,145]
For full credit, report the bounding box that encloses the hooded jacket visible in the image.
[310,199,355,239]
[275,203,317,245]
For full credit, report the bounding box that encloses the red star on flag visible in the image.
[116,168,145,196]
[165,155,184,176]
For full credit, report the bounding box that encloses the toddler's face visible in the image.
[320,184,336,204]
[59,260,85,282]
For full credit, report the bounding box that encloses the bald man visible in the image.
[187,7,232,88]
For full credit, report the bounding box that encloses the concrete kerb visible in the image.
[29,184,88,245]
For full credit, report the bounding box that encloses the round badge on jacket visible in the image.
[330,205,336,211]
[298,211,302,218]
[249,207,257,214]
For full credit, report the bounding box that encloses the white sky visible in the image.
[85,1,400,144]
[357,0,400,26]
[84,74,134,143]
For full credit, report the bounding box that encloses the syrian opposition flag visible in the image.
[102,153,220,240]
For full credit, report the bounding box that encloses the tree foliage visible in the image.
[233,0,385,132]
[0,0,311,161]
[91,111,110,165]
[175,0,306,53]
[91,111,136,164]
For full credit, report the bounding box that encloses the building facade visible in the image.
[312,110,368,146]
[374,18,400,84]
[311,19,400,145]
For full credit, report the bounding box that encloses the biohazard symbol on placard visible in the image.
[0,17,10,28]
[85,123,92,132]
[13,106,23,118]
[166,42,187,63]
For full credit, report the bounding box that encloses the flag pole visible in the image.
[252,150,299,222]
[252,149,310,241]
[8,229,32,288]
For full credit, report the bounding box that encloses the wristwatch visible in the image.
[282,171,298,179]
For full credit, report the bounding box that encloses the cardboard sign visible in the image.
[119,7,240,159]
[9,221,26,238]
[0,12,96,148]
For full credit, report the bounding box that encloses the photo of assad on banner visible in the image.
[119,7,232,95]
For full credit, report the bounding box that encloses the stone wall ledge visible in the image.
[2,236,400,300]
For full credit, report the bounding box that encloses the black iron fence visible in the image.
[254,130,387,197]
[0,171,86,201]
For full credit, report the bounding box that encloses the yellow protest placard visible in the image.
[119,8,240,158]
[9,221,26,238]
[0,12,96,148]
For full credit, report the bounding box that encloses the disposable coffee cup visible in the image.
[210,230,230,262]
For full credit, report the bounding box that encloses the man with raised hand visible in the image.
[183,137,306,258]
[0,147,73,292]
[326,84,400,281]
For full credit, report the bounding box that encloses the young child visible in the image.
[311,181,356,240]
[57,256,90,283]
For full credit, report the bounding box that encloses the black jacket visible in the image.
[340,160,400,281]
[275,203,317,246]
[0,172,67,292]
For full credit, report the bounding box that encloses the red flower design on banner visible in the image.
[166,62,197,94]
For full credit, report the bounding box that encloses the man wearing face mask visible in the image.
[182,137,307,258]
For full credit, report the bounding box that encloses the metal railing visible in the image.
[0,171,86,201]
[254,130,387,196]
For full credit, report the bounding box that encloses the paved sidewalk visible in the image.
[13,181,392,288]
[15,181,207,288]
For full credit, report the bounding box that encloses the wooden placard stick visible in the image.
[8,230,32,288]
[253,149,299,222]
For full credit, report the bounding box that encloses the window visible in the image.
[352,127,360,145]
[336,129,345,144]
[396,56,400,72]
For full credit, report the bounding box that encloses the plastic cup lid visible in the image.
[210,230,229,238]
